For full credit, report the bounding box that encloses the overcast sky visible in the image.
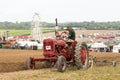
[0,0,120,22]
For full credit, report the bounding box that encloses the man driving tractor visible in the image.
[65,26,76,54]
[55,26,76,54]
[66,26,76,40]
[57,26,76,41]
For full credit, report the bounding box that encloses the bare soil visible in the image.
[0,49,43,72]
[0,49,120,73]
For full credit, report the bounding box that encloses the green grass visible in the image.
[0,29,55,36]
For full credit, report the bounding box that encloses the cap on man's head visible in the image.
[66,26,72,30]
[67,26,71,28]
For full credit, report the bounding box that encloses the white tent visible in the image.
[91,42,107,48]
[113,44,120,53]
[91,42,107,52]
[17,41,43,49]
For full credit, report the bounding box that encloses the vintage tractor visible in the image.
[25,36,89,72]
[25,18,89,72]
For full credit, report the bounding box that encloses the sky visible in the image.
[0,0,120,22]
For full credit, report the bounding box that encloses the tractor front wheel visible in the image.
[25,57,35,69]
[56,56,66,72]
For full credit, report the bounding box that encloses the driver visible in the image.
[65,26,76,54]
[66,26,76,40]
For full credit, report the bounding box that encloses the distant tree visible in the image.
[0,21,120,30]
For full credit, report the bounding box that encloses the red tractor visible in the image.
[25,36,89,72]
[25,18,89,72]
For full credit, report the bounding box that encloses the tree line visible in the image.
[0,21,120,30]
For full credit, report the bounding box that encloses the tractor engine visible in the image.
[55,39,69,57]
[43,38,56,57]
[43,38,67,57]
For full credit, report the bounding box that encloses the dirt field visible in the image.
[0,49,43,72]
[0,49,120,73]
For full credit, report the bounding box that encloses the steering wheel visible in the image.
[60,31,69,40]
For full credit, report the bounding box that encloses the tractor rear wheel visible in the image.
[75,42,89,69]
[25,57,35,69]
[56,56,66,72]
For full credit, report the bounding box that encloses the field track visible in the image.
[0,49,120,73]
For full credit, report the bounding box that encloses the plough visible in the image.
[89,55,116,67]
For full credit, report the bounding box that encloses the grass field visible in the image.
[0,29,55,36]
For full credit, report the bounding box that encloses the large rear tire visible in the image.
[75,42,89,69]
[56,56,66,72]
[25,57,35,69]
